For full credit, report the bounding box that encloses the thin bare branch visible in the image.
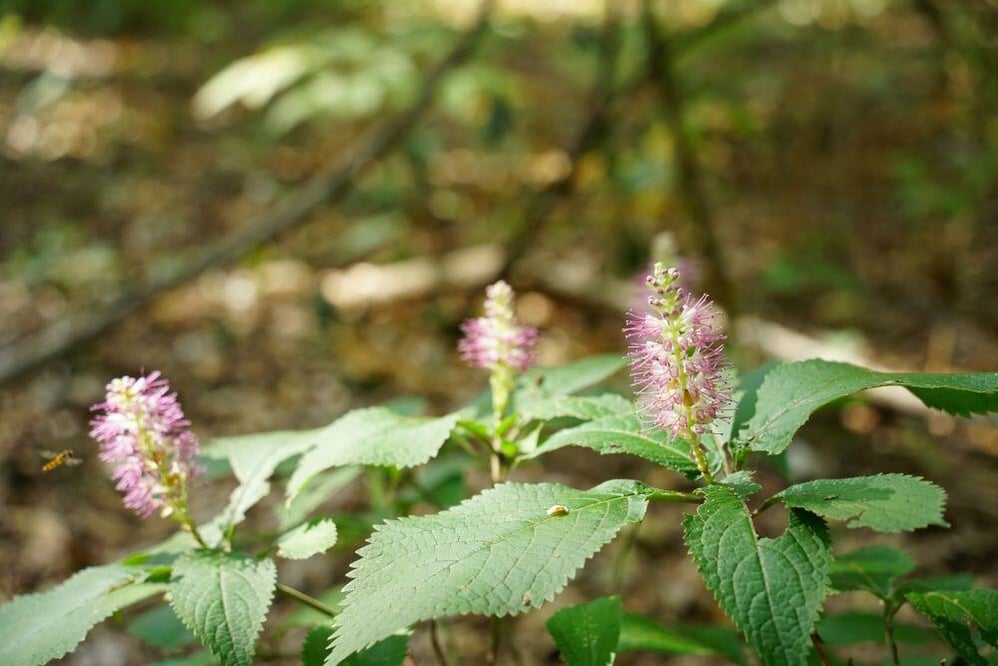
[642,0,738,322]
[500,0,778,284]
[0,0,494,386]
[498,3,622,279]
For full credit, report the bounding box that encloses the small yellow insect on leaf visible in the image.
[546,504,569,517]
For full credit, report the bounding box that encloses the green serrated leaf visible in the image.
[774,474,947,532]
[0,563,158,665]
[471,356,626,419]
[169,551,277,666]
[524,413,697,476]
[520,393,632,423]
[277,518,339,560]
[341,634,411,666]
[129,604,197,649]
[151,652,220,666]
[734,360,998,455]
[399,455,473,509]
[829,546,915,598]
[547,596,621,666]
[287,408,461,501]
[303,626,335,666]
[720,471,762,498]
[281,466,362,530]
[816,612,936,646]
[327,480,652,664]
[208,430,320,530]
[730,363,779,440]
[518,355,626,400]
[897,573,975,596]
[908,589,998,665]
[618,613,745,664]
[684,485,831,666]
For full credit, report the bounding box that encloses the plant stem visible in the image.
[489,448,503,485]
[811,633,832,666]
[669,324,715,484]
[688,428,715,484]
[486,367,515,663]
[429,619,451,666]
[277,583,337,618]
[488,616,502,665]
[181,516,210,549]
[611,523,640,593]
[752,496,779,517]
[486,436,513,662]
[452,430,488,461]
[647,489,703,504]
[366,468,390,511]
[884,603,901,666]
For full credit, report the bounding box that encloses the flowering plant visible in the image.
[91,372,203,526]
[1,269,996,666]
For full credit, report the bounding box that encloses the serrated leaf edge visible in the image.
[327,482,650,663]
[683,487,831,666]
[774,473,949,533]
[0,565,144,665]
[738,360,998,453]
[169,552,277,666]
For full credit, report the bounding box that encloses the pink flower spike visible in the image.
[89,372,201,519]
[625,263,731,440]
[459,280,538,373]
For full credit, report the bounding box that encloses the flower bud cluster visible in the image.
[626,264,730,439]
[90,372,201,518]
[459,280,537,373]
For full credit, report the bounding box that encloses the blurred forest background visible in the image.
[0,0,995,663]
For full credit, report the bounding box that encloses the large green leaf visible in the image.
[281,466,362,530]
[733,360,998,455]
[617,613,745,664]
[327,480,652,664]
[524,413,697,476]
[719,470,762,498]
[907,589,998,665]
[287,407,462,501]
[303,627,410,666]
[897,573,975,596]
[684,485,831,666]
[546,596,621,666]
[470,355,626,418]
[829,545,916,598]
[815,612,935,646]
[773,474,947,532]
[0,563,162,665]
[303,626,335,666]
[169,551,277,666]
[208,430,320,530]
[277,518,339,560]
[151,652,220,666]
[519,393,632,423]
[517,355,626,400]
[129,604,197,649]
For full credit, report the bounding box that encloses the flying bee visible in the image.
[40,449,83,473]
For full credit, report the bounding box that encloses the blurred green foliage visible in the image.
[2,0,374,38]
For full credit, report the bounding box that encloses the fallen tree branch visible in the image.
[0,1,494,386]
[642,0,737,322]
[499,0,778,285]
[497,1,621,279]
